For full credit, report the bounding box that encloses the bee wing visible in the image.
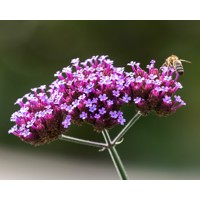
[180,59,192,64]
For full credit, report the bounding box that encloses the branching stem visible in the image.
[59,112,142,180]
[102,129,128,180]
[112,111,142,145]
[59,134,108,149]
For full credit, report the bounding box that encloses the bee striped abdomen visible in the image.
[174,61,184,75]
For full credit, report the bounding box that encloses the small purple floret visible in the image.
[163,95,172,104]
[62,115,71,128]
[122,94,131,103]
[112,90,120,97]
[89,104,97,113]
[134,97,142,104]
[99,107,106,115]
[117,116,126,125]
[99,94,108,101]
[107,100,114,106]
[94,114,100,119]
[109,111,118,119]
[80,112,87,119]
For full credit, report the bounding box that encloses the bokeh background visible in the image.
[1,21,200,179]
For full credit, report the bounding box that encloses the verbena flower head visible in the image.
[50,55,128,132]
[126,60,186,116]
[9,55,186,145]
[9,86,69,145]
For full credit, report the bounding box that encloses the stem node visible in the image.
[102,129,128,180]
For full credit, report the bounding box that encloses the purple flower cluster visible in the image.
[9,86,66,145]
[9,56,186,145]
[126,60,186,116]
[49,55,127,132]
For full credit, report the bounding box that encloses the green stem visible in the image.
[102,129,128,180]
[112,111,142,144]
[59,134,108,149]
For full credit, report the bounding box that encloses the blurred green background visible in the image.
[1,21,200,179]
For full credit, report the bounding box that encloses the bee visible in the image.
[163,54,191,75]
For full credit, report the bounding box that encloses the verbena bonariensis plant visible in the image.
[9,55,186,179]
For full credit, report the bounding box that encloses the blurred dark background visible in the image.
[1,21,200,179]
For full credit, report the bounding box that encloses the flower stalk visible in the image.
[102,129,128,180]
[59,112,142,180]
[59,134,108,149]
[112,111,142,144]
